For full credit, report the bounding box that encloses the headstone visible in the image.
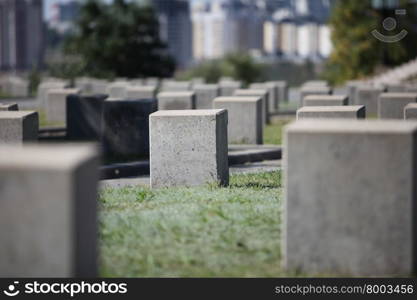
[346,81,362,105]
[234,89,270,124]
[0,111,38,144]
[299,86,332,107]
[193,84,220,109]
[385,83,407,93]
[0,144,99,277]
[250,82,277,112]
[0,103,18,111]
[102,98,157,158]
[46,88,80,125]
[355,86,384,116]
[157,92,196,110]
[37,81,66,109]
[161,81,191,92]
[126,86,157,99]
[106,82,129,98]
[90,79,109,94]
[284,119,417,276]
[150,109,229,188]
[219,80,242,96]
[214,96,263,144]
[268,80,288,106]
[303,80,329,87]
[67,94,107,140]
[297,105,366,119]
[378,93,417,119]
[404,103,417,119]
[303,95,348,107]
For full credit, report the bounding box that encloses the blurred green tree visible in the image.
[65,0,175,78]
[178,52,263,86]
[324,0,417,84]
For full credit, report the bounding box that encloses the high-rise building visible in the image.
[191,0,265,61]
[152,0,193,68]
[0,0,44,71]
[49,0,80,34]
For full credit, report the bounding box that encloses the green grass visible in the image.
[264,118,294,145]
[99,171,293,277]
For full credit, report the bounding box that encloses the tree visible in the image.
[324,0,417,84]
[65,0,175,78]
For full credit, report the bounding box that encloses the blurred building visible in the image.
[48,0,80,34]
[0,0,45,71]
[152,0,193,68]
[191,0,265,61]
[263,0,334,61]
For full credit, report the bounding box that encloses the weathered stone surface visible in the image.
[150,109,229,188]
[106,81,129,98]
[193,84,220,109]
[46,88,80,125]
[0,144,99,277]
[37,81,66,109]
[214,96,263,144]
[0,103,18,111]
[250,82,278,112]
[126,86,157,99]
[303,95,348,107]
[284,120,417,276]
[102,98,157,157]
[234,89,269,124]
[355,86,384,116]
[404,103,417,119]
[385,83,407,93]
[299,86,332,107]
[161,81,191,92]
[346,81,363,105]
[157,92,196,110]
[378,92,417,119]
[303,80,329,87]
[297,105,365,119]
[0,111,38,144]
[219,80,242,96]
[67,94,107,140]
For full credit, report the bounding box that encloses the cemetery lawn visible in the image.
[99,171,290,277]
[264,118,294,145]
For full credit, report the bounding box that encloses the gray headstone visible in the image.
[234,89,270,124]
[0,144,99,277]
[355,86,384,116]
[214,96,263,144]
[46,88,80,125]
[157,92,196,110]
[0,111,38,144]
[0,103,18,111]
[404,103,417,119]
[378,93,417,119]
[297,105,365,119]
[193,84,220,109]
[150,109,229,188]
[303,95,348,107]
[284,120,417,276]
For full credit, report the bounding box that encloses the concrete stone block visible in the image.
[378,93,417,119]
[0,144,99,277]
[214,96,263,144]
[67,94,107,140]
[346,81,363,105]
[234,89,270,124]
[126,86,157,99]
[303,95,348,107]
[0,111,38,144]
[219,81,242,96]
[404,103,417,119]
[150,109,229,188]
[46,88,80,125]
[355,86,384,116]
[0,103,18,111]
[157,92,196,110]
[386,83,407,93]
[284,120,417,276]
[297,105,365,119]
[250,82,277,112]
[102,98,157,157]
[193,84,220,109]
[161,81,191,92]
[300,86,332,107]
[303,80,329,87]
[37,81,66,109]
[106,82,129,98]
